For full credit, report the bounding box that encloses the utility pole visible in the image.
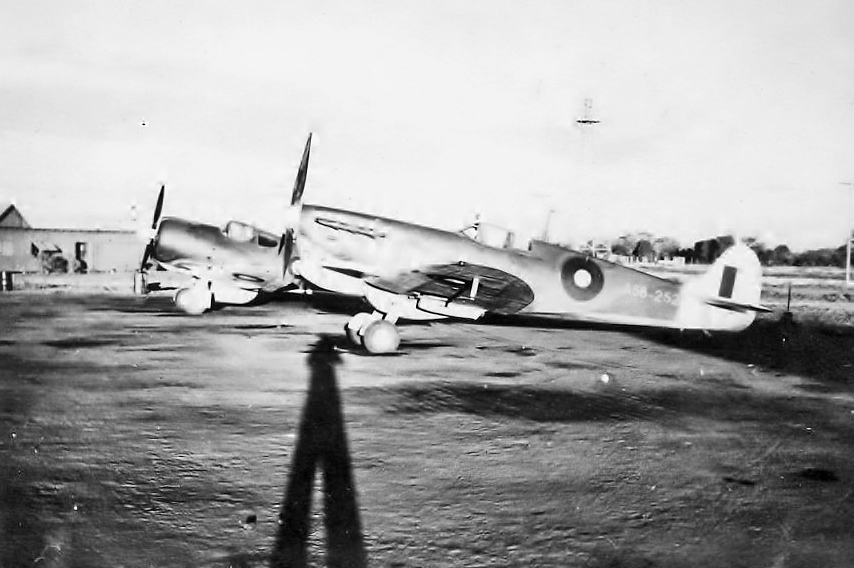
[842,182,853,287]
[541,208,555,242]
[576,98,600,164]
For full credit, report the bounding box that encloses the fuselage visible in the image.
[146,206,757,331]
[297,205,756,331]
[152,217,284,291]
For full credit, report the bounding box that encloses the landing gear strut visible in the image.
[345,312,400,354]
[133,270,148,295]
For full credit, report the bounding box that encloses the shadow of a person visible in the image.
[270,335,367,568]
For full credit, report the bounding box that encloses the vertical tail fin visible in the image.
[679,243,769,331]
[699,243,769,313]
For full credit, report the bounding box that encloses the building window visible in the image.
[0,241,13,256]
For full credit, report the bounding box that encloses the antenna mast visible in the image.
[842,182,853,287]
[576,98,600,164]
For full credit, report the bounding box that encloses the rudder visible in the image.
[679,243,766,331]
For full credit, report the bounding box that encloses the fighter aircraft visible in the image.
[139,133,769,353]
[134,135,313,314]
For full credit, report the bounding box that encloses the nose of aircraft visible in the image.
[148,218,193,264]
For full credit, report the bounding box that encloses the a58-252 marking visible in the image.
[622,283,680,305]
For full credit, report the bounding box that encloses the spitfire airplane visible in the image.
[138,133,770,354]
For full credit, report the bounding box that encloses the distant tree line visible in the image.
[740,238,853,267]
[608,232,854,267]
[610,232,681,262]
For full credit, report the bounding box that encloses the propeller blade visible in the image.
[284,232,294,269]
[140,242,153,272]
[139,185,165,273]
[281,228,294,278]
[151,185,165,230]
[290,133,312,206]
[279,134,312,280]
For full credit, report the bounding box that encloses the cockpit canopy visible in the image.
[459,222,515,249]
[224,221,279,248]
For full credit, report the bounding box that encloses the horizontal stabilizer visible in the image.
[706,297,772,313]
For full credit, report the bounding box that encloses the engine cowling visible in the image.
[174,286,212,315]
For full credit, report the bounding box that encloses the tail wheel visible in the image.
[361,320,400,354]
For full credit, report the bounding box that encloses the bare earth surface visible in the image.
[2,292,854,567]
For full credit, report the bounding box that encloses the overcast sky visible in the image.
[2,0,853,250]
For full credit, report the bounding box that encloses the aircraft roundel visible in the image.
[560,257,604,301]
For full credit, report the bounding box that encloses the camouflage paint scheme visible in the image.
[141,133,766,335]
[294,205,762,332]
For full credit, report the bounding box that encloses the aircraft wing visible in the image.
[367,262,535,316]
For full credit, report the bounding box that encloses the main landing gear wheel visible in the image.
[174,286,213,315]
[345,312,373,346]
[361,320,400,354]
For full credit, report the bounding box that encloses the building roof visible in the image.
[0,204,31,228]
[0,204,133,233]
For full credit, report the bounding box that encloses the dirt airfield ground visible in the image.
[2,275,854,567]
